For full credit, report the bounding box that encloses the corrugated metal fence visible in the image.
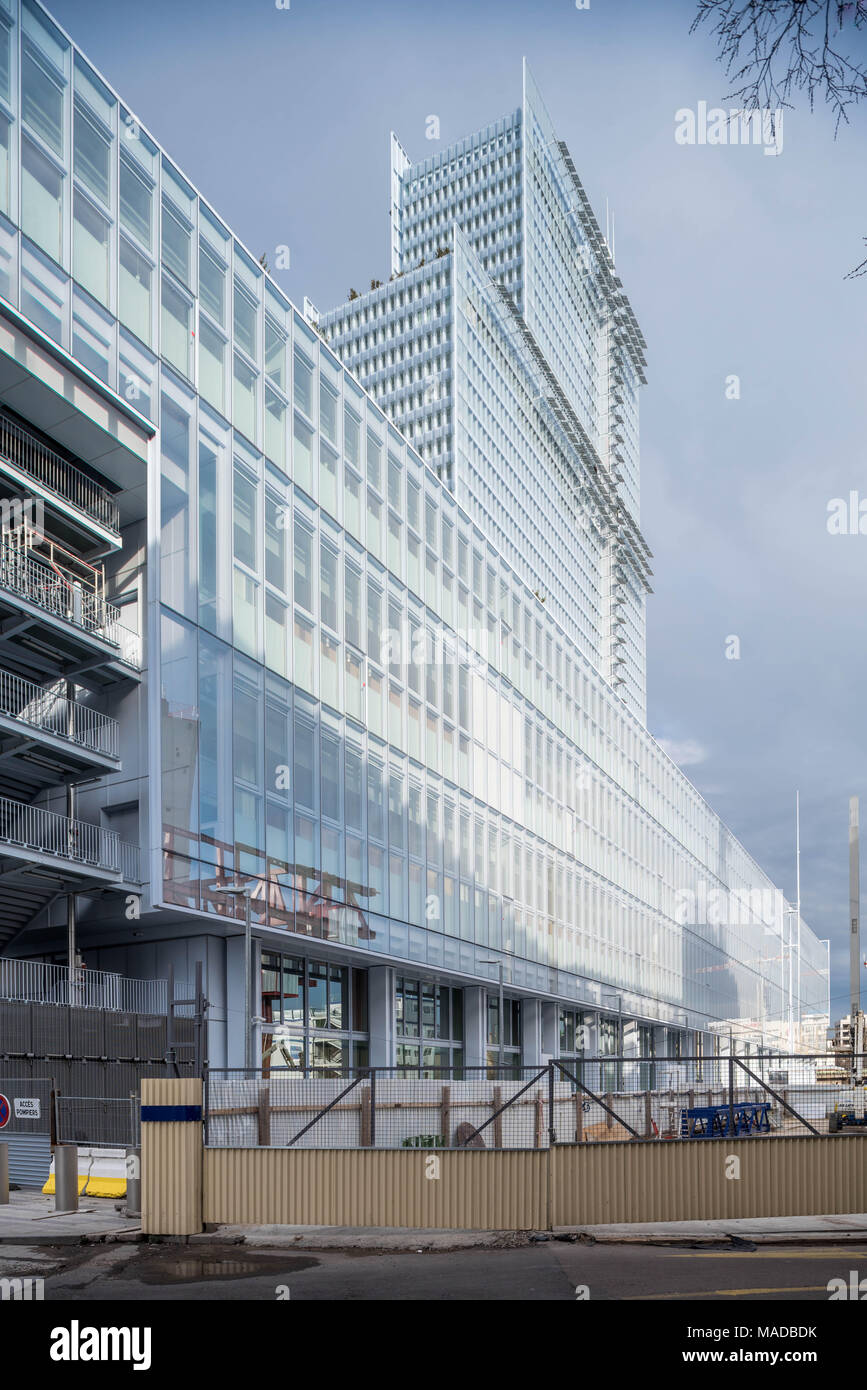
[0,1076,52,1187]
[142,1077,867,1236]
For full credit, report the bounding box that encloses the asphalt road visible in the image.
[20,1239,867,1301]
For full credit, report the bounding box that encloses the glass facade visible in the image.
[261,949,368,1073]
[0,3,829,1063]
[395,974,463,1074]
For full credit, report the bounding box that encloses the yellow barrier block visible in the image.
[42,1174,90,1196]
[81,1177,126,1198]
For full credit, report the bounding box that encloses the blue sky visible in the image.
[47,0,867,1023]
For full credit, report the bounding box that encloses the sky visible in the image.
[46,0,867,1024]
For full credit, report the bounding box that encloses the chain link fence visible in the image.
[204,1055,867,1150]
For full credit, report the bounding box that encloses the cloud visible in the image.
[658,738,709,768]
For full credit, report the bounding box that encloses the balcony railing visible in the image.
[0,794,140,878]
[0,534,141,668]
[0,959,167,1013]
[0,670,119,759]
[0,411,121,538]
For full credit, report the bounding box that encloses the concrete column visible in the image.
[225,935,246,1069]
[368,966,396,1067]
[463,986,487,1068]
[541,1001,558,1061]
[521,998,543,1068]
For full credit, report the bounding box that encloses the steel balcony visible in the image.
[0,410,121,544]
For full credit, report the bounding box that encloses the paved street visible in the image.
[8,1238,867,1301]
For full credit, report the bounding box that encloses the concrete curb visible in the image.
[133,1222,867,1253]
[3,1224,867,1251]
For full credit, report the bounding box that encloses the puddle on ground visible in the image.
[127,1254,320,1285]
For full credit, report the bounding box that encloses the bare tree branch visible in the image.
[691,2,867,275]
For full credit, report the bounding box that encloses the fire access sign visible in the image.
[0,1093,41,1125]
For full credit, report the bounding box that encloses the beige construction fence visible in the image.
[142,1078,867,1235]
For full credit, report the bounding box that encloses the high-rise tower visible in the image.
[322,63,651,721]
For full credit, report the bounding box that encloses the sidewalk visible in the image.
[3,1188,865,1251]
[200,1212,867,1252]
[0,1189,139,1244]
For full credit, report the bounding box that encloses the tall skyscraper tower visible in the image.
[323,63,651,721]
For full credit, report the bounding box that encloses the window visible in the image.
[265,317,287,389]
[265,494,287,591]
[293,415,313,495]
[395,977,464,1076]
[119,328,156,420]
[120,156,152,248]
[73,190,109,304]
[320,542,338,631]
[161,274,193,377]
[261,952,368,1074]
[234,278,258,359]
[21,136,63,262]
[233,468,257,571]
[293,517,313,613]
[199,241,225,325]
[265,386,286,469]
[233,353,258,443]
[21,240,67,344]
[162,198,191,285]
[486,997,522,1077]
[198,319,226,413]
[0,15,11,109]
[72,288,112,383]
[320,381,338,445]
[118,236,151,344]
[74,104,111,206]
[22,43,65,157]
[294,350,313,418]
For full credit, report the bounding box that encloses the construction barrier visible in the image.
[42,1146,127,1199]
[143,1080,867,1235]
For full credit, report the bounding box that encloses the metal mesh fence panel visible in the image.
[56,1096,139,1149]
[0,1000,31,1052]
[204,1056,867,1149]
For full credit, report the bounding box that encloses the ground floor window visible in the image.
[261,950,368,1074]
[558,1007,596,1065]
[597,1014,622,1091]
[395,976,463,1076]
[486,996,522,1077]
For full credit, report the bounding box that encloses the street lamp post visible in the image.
[210,880,254,1072]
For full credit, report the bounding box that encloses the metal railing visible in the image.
[204,1056,867,1150]
[0,411,120,536]
[0,670,119,759]
[118,838,141,883]
[0,536,141,669]
[0,959,168,1013]
[0,794,140,878]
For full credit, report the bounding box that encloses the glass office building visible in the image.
[0,3,828,1071]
